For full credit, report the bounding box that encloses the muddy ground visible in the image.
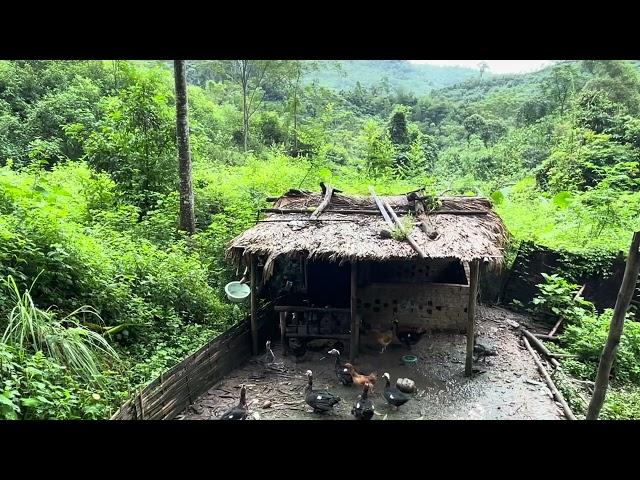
[181,306,565,420]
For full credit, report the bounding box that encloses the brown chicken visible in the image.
[372,326,394,353]
[343,363,377,391]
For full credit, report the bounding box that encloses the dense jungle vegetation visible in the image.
[1,59,639,419]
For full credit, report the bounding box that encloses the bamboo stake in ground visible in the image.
[548,284,586,337]
[587,232,640,420]
[522,336,576,420]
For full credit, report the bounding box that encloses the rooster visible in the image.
[343,363,377,391]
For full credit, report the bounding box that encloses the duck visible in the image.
[219,384,249,420]
[351,382,375,420]
[327,348,353,386]
[393,319,427,350]
[382,372,410,410]
[304,370,341,414]
[343,363,377,390]
[264,340,275,364]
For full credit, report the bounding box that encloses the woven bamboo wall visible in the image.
[110,319,251,420]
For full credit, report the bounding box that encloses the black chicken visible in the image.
[393,319,426,350]
[304,370,341,414]
[289,337,307,362]
[219,384,249,420]
[327,348,353,386]
[351,382,375,420]
[473,343,497,363]
[382,372,410,410]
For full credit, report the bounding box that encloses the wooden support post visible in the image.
[465,259,480,377]
[279,311,287,357]
[587,231,640,420]
[350,261,359,362]
[250,255,258,356]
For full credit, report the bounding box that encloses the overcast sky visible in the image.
[409,60,554,74]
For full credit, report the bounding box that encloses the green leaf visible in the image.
[552,191,573,209]
[490,191,504,205]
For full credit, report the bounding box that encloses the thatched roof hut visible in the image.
[228,185,509,369]
[228,187,509,274]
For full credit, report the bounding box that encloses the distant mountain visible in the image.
[305,60,481,95]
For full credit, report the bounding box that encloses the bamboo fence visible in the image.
[110,319,251,420]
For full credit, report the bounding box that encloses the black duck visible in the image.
[219,384,249,420]
[327,348,353,386]
[304,370,341,414]
[382,372,410,410]
[351,382,375,420]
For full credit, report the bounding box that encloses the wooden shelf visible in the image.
[274,305,350,313]
[286,333,351,339]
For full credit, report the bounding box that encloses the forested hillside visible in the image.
[1,59,639,419]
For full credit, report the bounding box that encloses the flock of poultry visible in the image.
[218,320,497,420]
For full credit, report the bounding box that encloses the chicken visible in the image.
[393,319,427,350]
[343,363,377,390]
[372,326,394,353]
[473,343,497,362]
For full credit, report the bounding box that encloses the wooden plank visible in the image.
[350,261,359,362]
[309,183,334,220]
[368,186,394,228]
[262,208,409,215]
[465,259,480,377]
[250,255,258,356]
[273,306,350,313]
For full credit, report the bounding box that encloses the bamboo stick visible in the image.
[523,336,576,420]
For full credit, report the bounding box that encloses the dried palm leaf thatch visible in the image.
[227,189,509,271]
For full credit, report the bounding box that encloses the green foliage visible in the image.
[1,275,119,384]
[531,273,595,322]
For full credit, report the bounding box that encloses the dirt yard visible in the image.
[180,306,565,420]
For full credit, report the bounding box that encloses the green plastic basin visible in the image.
[402,354,418,366]
[225,281,251,303]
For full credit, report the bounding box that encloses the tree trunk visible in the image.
[586,231,640,420]
[241,61,249,152]
[174,60,196,234]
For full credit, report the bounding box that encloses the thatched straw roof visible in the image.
[227,186,509,272]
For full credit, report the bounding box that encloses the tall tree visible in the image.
[478,61,489,81]
[174,60,195,234]
[221,61,273,152]
[587,232,640,419]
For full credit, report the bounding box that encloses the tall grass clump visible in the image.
[1,275,120,384]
